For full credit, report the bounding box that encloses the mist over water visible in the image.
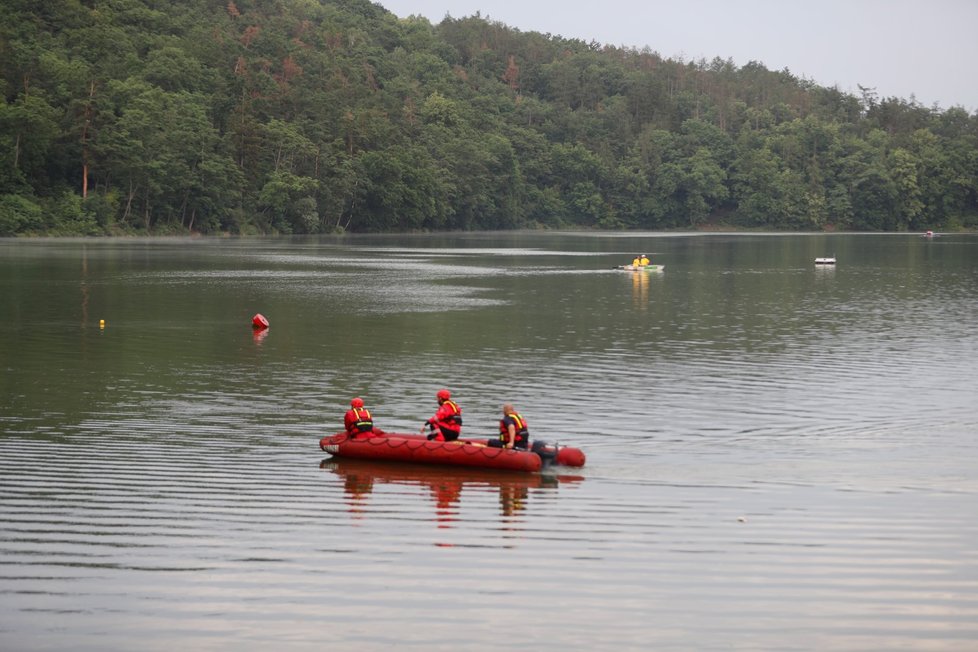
[2,233,977,650]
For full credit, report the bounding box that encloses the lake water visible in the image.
[1,232,977,651]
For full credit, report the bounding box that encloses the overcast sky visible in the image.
[378,0,978,112]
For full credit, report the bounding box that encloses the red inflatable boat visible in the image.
[319,432,585,472]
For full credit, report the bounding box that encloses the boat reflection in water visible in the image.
[320,458,585,526]
[631,268,649,307]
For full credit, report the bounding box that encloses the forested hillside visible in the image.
[2,0,976,235]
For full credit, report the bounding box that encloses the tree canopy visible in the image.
[2,0,976,235]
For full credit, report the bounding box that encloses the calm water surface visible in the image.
[2,232,977,651]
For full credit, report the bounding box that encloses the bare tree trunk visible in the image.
[179,190,190,227]
[81,80,96,198]
[121,179,135,224]
[338,178,359,230]
[144,188,151,231]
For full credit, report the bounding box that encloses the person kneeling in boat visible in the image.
[421,388,462,441]
[488,404,529,450]
[344,397,380,439]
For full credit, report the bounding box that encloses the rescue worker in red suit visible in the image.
[420,389,463,441]
[488,404,529,449]
[344,397,380,438]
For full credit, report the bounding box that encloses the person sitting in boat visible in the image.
[344,397,378,438]
[487,404,529,450]
[639,254,650,266]
[421,388,462,441]
[631,254,642,266]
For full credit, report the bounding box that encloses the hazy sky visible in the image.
[378,0,978,111]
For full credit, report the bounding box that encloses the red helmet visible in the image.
[350,397,364,408]
[436,389,451,401]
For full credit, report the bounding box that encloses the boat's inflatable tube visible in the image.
[319,432,586,471]
[320,433,541,472]
[462,438,586,468]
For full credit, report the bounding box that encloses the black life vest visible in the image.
[499,412,528,444]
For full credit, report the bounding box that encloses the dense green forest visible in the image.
[2,0,977,235]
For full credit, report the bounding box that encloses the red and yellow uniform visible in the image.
[424,389,462,441]
[344,398,375,437]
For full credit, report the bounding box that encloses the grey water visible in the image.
[1,232,977,651]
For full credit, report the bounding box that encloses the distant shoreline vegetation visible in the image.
[2,0,976,237]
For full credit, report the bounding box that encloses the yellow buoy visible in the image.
[99,319,105,329]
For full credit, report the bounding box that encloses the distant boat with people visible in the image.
[616,264,665,272]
